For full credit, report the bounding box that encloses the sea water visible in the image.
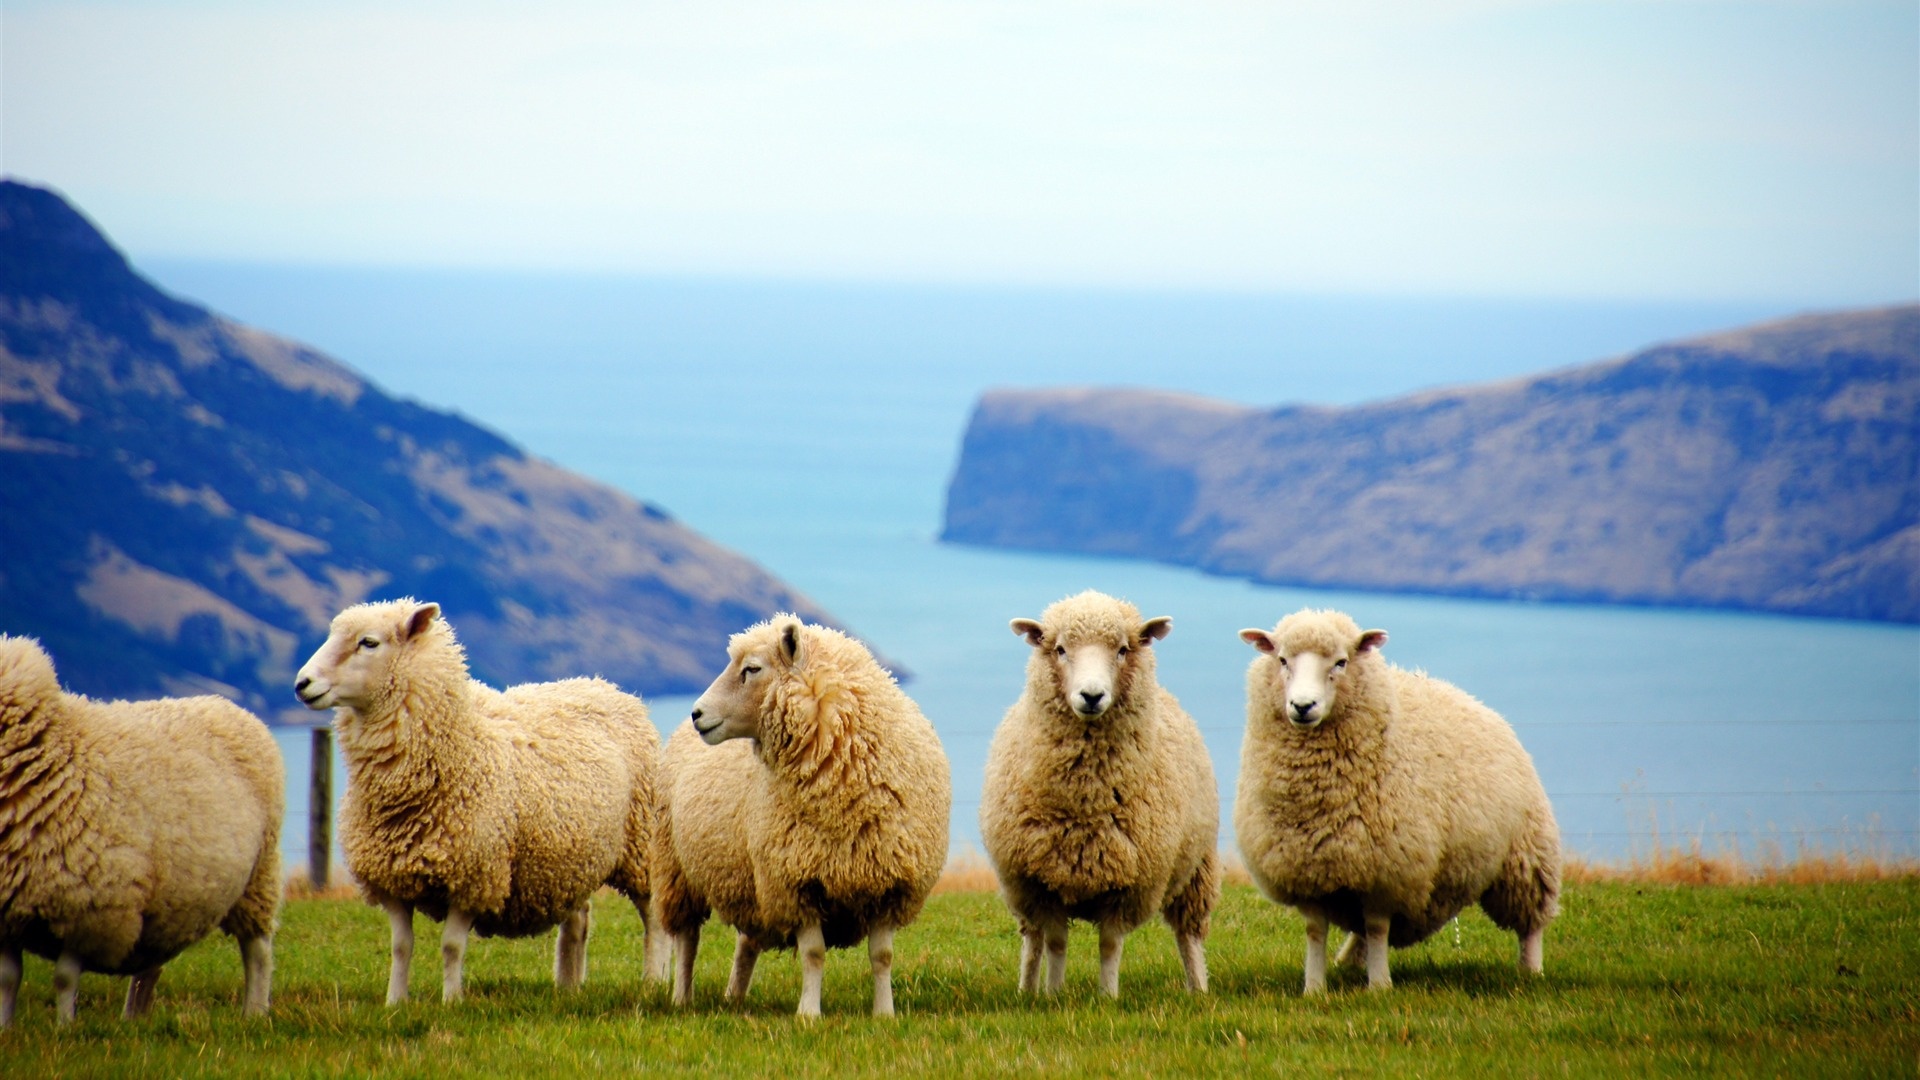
[160,262,1917,866]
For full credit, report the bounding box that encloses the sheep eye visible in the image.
[1277,656,1289,669]
[740,664,760,681]
[1118,645,1130,657]
[358,637,379,650]
[1334,659,1347,671]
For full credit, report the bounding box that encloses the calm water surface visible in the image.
[163,262,1916,865]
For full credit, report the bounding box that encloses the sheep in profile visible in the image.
[0,636,282,1027]
[295,599,665,1004]
[651,615,950,1018]
[980,590,1220,999]
[1234,608,1561,993]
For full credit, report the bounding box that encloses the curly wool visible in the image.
[0,636,281,1015]
[1234,609,1561,947]
[980,591,1220,944]
[653,619,950,951]
[326,601,658,938]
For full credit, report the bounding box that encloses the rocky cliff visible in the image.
[943,306,1919,623]
[0,179,842,718]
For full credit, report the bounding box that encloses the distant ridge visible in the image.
[0,178,847,717]
[943,306,1920,623]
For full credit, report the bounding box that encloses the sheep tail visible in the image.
[1480,805,1562,933]
[221,842,282,943]
[1162,850,1222,940]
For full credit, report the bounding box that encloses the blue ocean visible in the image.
[143,261,1918,867]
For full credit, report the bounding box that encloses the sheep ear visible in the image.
[404,602,440,640]
[1239,629,1278,654]
[777,618,803,665]
[1139,617,1172,644]
[1010,619,1045,647]
[1357,629,1388,654]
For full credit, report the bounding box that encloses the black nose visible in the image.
[1292,701,1314,717]
[296,676,310,693]
[1080,691,1105,708]
[690,708,703,721]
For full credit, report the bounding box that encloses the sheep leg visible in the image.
[725,932,760,1002]
[1042,917,1069,995]
[124,966,161,1018]
[641,906,671,983]
[796,922,827,1019]
[441,908,476,1003]
[0,946,20,1028]
[1017,923,1043,993]
[555,904,591,989]
[240,933,273,1015]
[1519,927,1545,975]
[1363,912,1392,990]
[1300,906,1329,995]
[52,950,82,1023]
[1175,929,1209,994]
[671,926,700,1006]
[1096,921,1125,998]
[383,899,414,1005]
[869,924,895,1018]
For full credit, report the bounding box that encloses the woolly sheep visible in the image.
[980,590,1220,999]
[0,636,282,1027]
[651,615,950,1018]
[294,599,666,1004]
[1234,608,1561,993]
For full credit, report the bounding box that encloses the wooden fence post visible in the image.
[309,725,332,890]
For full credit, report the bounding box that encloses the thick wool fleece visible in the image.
[1234,609,1560,945]
[653,620,950,950]
[980,592,1220,938]
[0,636,282,975]
[329,602,658,937]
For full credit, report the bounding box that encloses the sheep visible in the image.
[979,590,1220,999]
[651,614,950,1018]
[1234,608,1561,994]
[0,635,282,1027]
[294,598,666,1005]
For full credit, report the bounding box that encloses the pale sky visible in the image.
[4,0,1915,301]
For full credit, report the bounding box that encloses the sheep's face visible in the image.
[691,617,800,745]
[1012,614,1171,718]
[296,602,440,712]
[1240,623,1387,729]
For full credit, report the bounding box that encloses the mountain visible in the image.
[0,179,846,719]
[942,306,1920,623]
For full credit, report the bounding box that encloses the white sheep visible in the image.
[294,598,666,1004]
[0,635,282,1027]
[979,590,1220,999]
[651,615,950,1018]
[1234,608,1561,993]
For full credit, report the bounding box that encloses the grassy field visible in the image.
[1,879,1914,1077]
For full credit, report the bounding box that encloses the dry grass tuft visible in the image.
[283,869,360,902]
[1564,834,1919,886]
[936,850,1269,894]
[933,848,1001,895]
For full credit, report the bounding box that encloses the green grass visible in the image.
[2,881,1914,1077]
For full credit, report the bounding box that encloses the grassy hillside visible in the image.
[2,881,1913,1077]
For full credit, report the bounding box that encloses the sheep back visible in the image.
[0,638,282,975]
